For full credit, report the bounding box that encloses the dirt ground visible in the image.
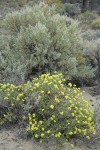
[0,86,100,150]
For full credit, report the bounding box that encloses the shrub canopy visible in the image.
[0,73,96,143]
[1,2,94,84]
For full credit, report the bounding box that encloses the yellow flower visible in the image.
[41,91,44,94]
[35,134,39,138]
[69,132,73,135]
[82,129,87,135]
[39,121,43,125]
[16,96,20,101]
[20,93,24,97]
[93,130,96,135]
[71,113,74,117]
[22,116,26,119]
[32,113,36,117]
[86,136,90,140]
[48,82,52,85]
[4,97,8,100]
[41,133,45,137]
[65,95,69,99]
[78,129,81,133]
[47,91,50,94]
[61,92,64,95]
[47,130,51,134]
[34,127,38,130]
[68,83,72,87]
[68,107,71,111]
[74,90,77,93]
[70,144,74,148]
[88,117,92,121]
[29,121,32,125]
[55,97,60,103]
[77,120,80,124]
[57,132,61,137]
[50,117,53,121]
[11,103,14,107]
[2,85,6,89]
[68,88,70,91]
[74,131,77,134]
[52,115,55,118]
[17,88,20,91]
[60,111,64,115]
[42,128,44,131]
[49,105,54,109]
[54,84,58,89]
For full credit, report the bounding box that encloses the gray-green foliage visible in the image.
[94,103,100,124]
[1,2,94,84]
[82,30,100,78]
[58,3,81,16]
[0,36,28,84]
[85,38,100,78]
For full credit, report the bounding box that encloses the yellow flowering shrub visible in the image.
[0,73,96,143]
[0,83,24,124]
[22,73,95,143]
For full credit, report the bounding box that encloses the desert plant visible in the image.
[0,36,30,84]
[78,11,98,29]
[0,73,96,144]
[82,29,100,41]
[83,36,100,78]
[59,3,81,17]
[0,82,24,125]
[92,17,100,29]
[43,0,62,8]
[94,103,100,124]
[2,3,94,84]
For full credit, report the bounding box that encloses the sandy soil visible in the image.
[0,86,100,150]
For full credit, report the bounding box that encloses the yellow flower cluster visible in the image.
[0,73,96,144]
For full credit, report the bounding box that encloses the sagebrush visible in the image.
[1,3,94,84]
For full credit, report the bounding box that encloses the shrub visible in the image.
[83,37,100,78]
[0,36,29,84]
[43,0,62,8]
[92,17,100,29]
[0,82,24,125]
[78,11,98,29]
[94,103,100,124]
[59,3,81,17]
[0,73,96,143]
[2,3,94,84]
[82,30,100,41]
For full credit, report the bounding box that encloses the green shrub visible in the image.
[43,0,62,8]
[59,3,81,17]
[0,73,96,143]
[2,3,94,84]
[92,17,100,29]
[82,30,100,41]
[0,36,29,84]
[78,11,98,29]
[94,103,100,124]
[83,35,100,78]
[0,82,24,125]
